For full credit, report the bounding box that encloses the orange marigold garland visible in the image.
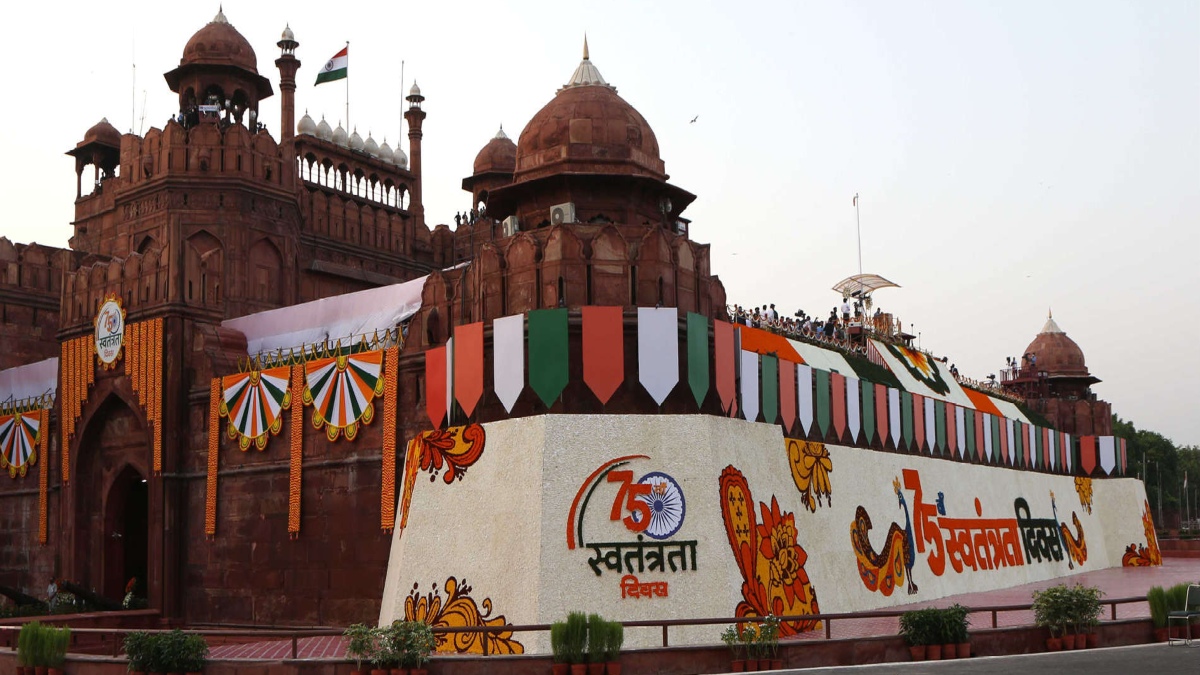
[38,407,49,545]
[153,318,163,476]
[205,377,220,537]
[381,346,399,532]
[288,364,304,538]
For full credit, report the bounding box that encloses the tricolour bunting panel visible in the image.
[380,414,1154,654]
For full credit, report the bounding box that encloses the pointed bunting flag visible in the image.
[935,399,946,454]
[888,387,901,448]
[861,377,875,444]
[493,314,524,413]
[761,354,779,424]
[1098,435,1116,475]
[815,369,831,437]
[983,414,993,462]
[797,364,813,435]
[687,312,710,408]
[953,404,965,457]
[830,372,846,441]
[1080,435,1097,475]
[923,394,935,454]
[1006,419,1016,465]
[875,383,889,448]
[425,345,447,428]
[714,320,737,416]
[583,306,624,405]
[638,307,679,405]
[528,308,568,408]
[846,375,861,443]
[913,393,925,453]
[740,350,760,422]
[453,322,484,418]
[1064,433,1072,472]
[779,359,797,435]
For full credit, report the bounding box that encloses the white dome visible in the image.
[409,81,421,97]
[316,116,333,141]
[363,133,379,157]
[349,128,364,151]
[281,24,295,42]
[393,144,408,169]
[378,139,394,162]
[297,112,317,136]
[332,122,348,146]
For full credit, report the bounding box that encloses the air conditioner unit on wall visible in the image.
[550,202,576,226]
[502,216,520,237]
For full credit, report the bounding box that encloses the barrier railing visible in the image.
[0,596,1148,659]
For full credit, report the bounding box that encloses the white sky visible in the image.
[1,1,1196,445]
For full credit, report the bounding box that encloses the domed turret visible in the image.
[297,112,317,136]
[82,118,122,149]
[179,8,260,73]
[316,116,333,141]
[349,128,364,152]
[378,139,394,163]
[364,133,379,157]
[332,122,348,146]
[164,9,273,123]
[1023,312,1090,377]
[513,42,664,184]
[473,125,517,175]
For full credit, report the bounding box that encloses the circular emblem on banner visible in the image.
[633,471,686,540]
[94,296,126,368]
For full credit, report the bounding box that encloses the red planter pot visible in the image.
[588,663,605,675]
[552,664,570,675]
[1062,634,1076,649]
[605,662,622,675]
[390,668,410,675]
[570,665,587,675]
[1046,637,1062,651]
[957,641,971,658]
[908,645,926,661]
[730,660,745,672]
[745,659,759,670]
[926,644,942,660]
[942,643,956,659]
[1086,632,1098,648]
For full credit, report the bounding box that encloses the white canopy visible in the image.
[223,274,427,357]
[832,273,900,298]
[0,357,59,404]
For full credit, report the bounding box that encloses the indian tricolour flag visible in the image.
[315,47,348,85]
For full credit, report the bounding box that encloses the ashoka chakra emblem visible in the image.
[634,471,685,540]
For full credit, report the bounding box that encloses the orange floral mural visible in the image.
[1074,477,1093,515]
[1122,500,1161,567]
[404,577,523,655]
[397,424,487,537]
[719,465,821,635]
[788,439,832,512]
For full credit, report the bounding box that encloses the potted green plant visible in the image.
[740,623,759,670]
[403,621,435,675]
[123,630,152,674]
[176,632,209,675]
[720,625,745,672]
[45,625,70,675]
[17,621,37,675]
[899,609,928,661]
[551,621,570,675]
[1148,586,1170,642]
[367,625,394,675]
[1071,585,1103,648]
[564,612,589,675]
[1165,583,1193,642]
[945,604,971,658]
[758,615,781,669]
[344,623,376,675]
[1033,585,1068,650]
[585,614,606,675]
[603,620,623,675]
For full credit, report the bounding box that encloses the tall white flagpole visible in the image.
[345,41,350,132]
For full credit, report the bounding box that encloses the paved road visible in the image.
[742,643,1200,675]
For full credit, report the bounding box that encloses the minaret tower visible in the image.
[404,82,426,225]
[276,24,301,143]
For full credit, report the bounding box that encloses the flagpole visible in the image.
[345,41,350,132]
[855,193,862,278]
[400,59,405,142]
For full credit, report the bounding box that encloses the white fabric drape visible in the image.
[983,414,993,460]
[492,314,524,413]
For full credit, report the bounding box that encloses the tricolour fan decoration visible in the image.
[219,367,293,450]
[303,350,386,441]
[0,409,39,478]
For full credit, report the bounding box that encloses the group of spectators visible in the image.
[729,301,877,351]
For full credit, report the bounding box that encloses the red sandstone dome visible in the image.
[82,118,121,148]
[513,49,665,184]
[473,127,517,175]
[179,9,260,74]
[1023,314,1089,376]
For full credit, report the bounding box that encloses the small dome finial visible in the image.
[214,4,227,23]
[1048,307,1053,319]
[583,34,590,60]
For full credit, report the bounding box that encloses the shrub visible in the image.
[550,621,569,663]
[1148,586,1169,628]
[899,608,940,646]
[1166,583,1192,613]
[44,625,71,669]
[563,611,588,665]
[586,613,606,663]
[343,623,375,671]
[720,625,743,659]
[124,631,153,672]
[604,621,623,662]
[944,604,971,643]
[758,616,780,659]
[1070,585,1104,633]
[1033,584,1071,637]
[175,632,209,673]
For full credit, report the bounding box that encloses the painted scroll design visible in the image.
[719,465,821,636]
[787,438,832,512]
[403,576,524,654]
[1121,500,1162,567]
[396,424,487,539]
[850,476,918,596]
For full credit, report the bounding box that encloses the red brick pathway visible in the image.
[207,559,1200,659]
